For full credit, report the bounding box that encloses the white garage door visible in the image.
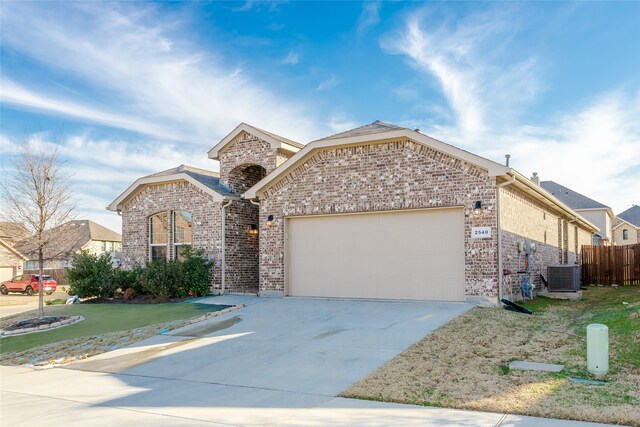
[286,208,465,301]
[0,266,16,283]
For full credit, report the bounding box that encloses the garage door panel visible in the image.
[286,208,465,301]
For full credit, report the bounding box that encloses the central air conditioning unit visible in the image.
[547,265,581,292]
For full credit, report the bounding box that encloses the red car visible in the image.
[0,274,57,296]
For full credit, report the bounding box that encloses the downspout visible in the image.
[496,171,516,303]
[249,198,261,296]
[221,199,233,295]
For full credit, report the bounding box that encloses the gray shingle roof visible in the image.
[539,181,609,210]
[618,205,640,227]
[15,220,121,261]
[147,165,236,196]
[315,120,406,142]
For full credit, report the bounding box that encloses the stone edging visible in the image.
[0,315,85,338]
[186,304,244,325]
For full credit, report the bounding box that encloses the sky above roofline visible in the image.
[1,1,638,232]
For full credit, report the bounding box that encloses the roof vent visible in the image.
[530,172,540,186]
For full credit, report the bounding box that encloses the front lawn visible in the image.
[0,302,227,365]
[343,286,640,426]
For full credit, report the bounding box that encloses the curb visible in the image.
[0,315,85,338]
[185,304,244,325]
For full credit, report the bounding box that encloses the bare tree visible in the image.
[1,136,76,318]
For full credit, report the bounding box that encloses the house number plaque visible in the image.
[471,227,492,238]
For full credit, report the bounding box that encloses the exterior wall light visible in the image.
[248,224,259,236]
[473,201,482,216]
[266,215,275,227]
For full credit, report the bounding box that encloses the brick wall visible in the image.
[224,198,260,294]
[259,139,499,298]
[499,185,592,297]
[612,222,640,245]
[121,181,225,289]
[219,131,293,189]
[215,131,293,293]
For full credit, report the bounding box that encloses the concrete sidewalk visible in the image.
[0,366,620,427]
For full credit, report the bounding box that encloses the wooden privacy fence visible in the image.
[24,269,68,286]
[581,244,640,286]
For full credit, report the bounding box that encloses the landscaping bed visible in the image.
[0,302,230,366]
[343,286,640,426]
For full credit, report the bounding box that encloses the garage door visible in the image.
[286,208,465,301]
[0,266,16,283]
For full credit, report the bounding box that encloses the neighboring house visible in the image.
[539,180,614,246]
[15,220,122,270]
[109,121,598,305]
[0,222,31,282]
[612,205,640,245]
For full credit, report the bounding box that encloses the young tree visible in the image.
[1,136,76,318]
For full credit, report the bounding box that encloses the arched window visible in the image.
[149,212,168,261]
[173,211,192,260]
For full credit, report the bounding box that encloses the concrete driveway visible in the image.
[69,295,473,396]
[1,296,619,426]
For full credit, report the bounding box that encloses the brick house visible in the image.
[0,222,30,282]
[109,121,597,304]
[612,205,640,245]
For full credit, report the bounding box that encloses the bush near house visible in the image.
[138,247,214,300]
[65,247,214,301]
[66,251,118,299]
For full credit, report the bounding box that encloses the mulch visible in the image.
[3,316,70,331]
[80,294,199,304]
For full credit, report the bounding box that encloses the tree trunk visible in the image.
[38,247,44,319]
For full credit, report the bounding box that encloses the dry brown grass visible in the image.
[343,288,640,426]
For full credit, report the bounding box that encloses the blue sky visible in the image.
[1,1,639,232]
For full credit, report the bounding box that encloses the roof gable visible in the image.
[0,238,28,260]
[539,181,610,210]
[244,121,508,199]
[208,123,303,160]
[618,205,640,227]
[613,217,640,230]
[107,165,237,211]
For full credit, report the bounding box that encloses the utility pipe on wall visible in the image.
[221,200,233,294]
[496,171,516,303]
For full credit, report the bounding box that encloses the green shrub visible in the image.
[180,247,215,297]
[137,259,183,300]
[113,267,143,293]
[66,251,118,299]
[136,247,214,300]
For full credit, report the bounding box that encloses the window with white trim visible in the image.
[173,211,192,260]
[149,212,168,261]
[623,229,629,240]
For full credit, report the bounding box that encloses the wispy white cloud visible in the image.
[357,2,381,36]
[1,78,187,142]
[315,75,340,91]
[384,6,639,213]
[283,51,300,65]
[0,1,322,143]
[382,7,541,141]
[1,130,223,232]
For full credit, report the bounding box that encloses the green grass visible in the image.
[0,303,227,354]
